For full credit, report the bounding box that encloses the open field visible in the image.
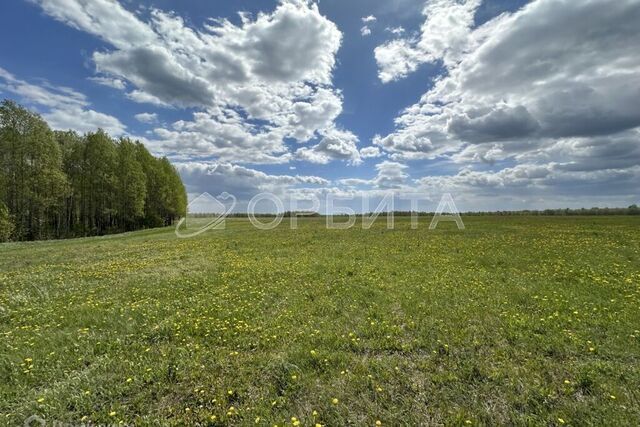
[1,216,639,426]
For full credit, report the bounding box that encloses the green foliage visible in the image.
[0,100,68,240]
[0,202,13,241]
[0,100,187,241]
[116,138,146,229]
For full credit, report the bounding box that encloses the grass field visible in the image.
[1,216,639,426]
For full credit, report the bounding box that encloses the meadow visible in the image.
[1,216,639,426]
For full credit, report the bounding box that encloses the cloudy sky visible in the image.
[1,0,639,212]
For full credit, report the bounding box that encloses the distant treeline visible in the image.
[460,206,640,216]
[190,207,640,218]
[377,207,640,216]
[0,100,187,242]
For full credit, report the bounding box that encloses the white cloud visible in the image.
[373,0,640,204]
[144,109,290,164]
[32,0,351,165]
[88,76,126,90]
[377,0,640,156]
[126,90,171,107]
[44,108,127,135]
[0,66,126,135]
[385,26,405,35]
[338,160,408,189]
[175,161,330,205]
[374,39,425,84]
[360,146,382,158]
[295,127,361,165]
[375,0,480,82]
[134,112,158,124]
[30,0,156,49]
[372,160,409,188]
[361,14,377,36]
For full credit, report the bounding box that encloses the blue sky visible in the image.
[1,0,639,212]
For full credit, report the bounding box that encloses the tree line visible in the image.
[0,100,187,242]
[190,207,640,218]
[458,206,640,216]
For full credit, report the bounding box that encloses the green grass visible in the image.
[1,216,639,426]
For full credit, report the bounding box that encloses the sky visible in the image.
[1,0,639,213]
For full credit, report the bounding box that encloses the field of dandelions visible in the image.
[1,216,639,426]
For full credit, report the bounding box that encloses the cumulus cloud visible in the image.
[374,39,425,84]
[339,160,409,189]
[360,146,382,158]
[145,110,291,164]
[32,0,351,165]
[126,90,171,107]
[0,66,126,135]
[372,0,640,204]
[44,108,127,135]
[134,112,158,124]
[372,160,409,188]
[375,0,480,82]
[295,127,361,165]
[31,0,156,49]
[175,161,330,205]
[22,0,640,209]
[361,15,376,36]
[385,26,405,35]
[88,76,126,90]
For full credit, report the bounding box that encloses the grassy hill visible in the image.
[1,217,639,426]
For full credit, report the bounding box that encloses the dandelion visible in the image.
[376,421,382,426]
[126,377,133,383]
[109,411,117,417]
[332,398,339,405]
[558,418,565,424]
[37,397,45,403]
